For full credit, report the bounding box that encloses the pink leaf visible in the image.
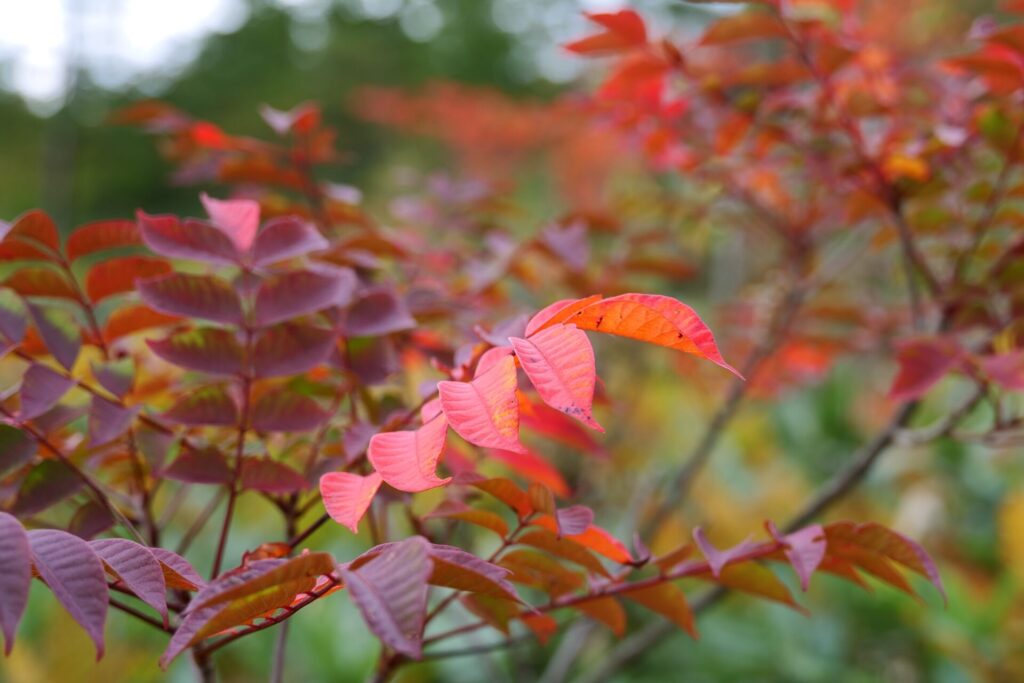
[438,355,525,453]
[339,536,431,659]
[28,529,108,659]
[888,337,963,401]
[90,539,168,621]
[136,211,238,265]
[0,512,31,654]
[19,364,74,420]
[692,528,759,578]
[511,324,602,431]
[556,505,595,536]
[137,273,243,326]
[368,414,451,492]
[766,521,826,592]
[475,346,513,379]
[252,217,329,266]
[320,471,383,533]
[978,350,1024,390]
[200,193,260,253]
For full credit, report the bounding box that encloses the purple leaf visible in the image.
[11,460,82,517]
[68,501,116,540]
[160,385,238,426]
[254,266,356,327]
[344,337,398,385]
[556,506,594,537]
[19,363,74,420]
[26,304,81,371]
[339,536,431,659]
[252,323,335,378]
[88,396,137,446]
[0,512,31,654]
[428,544,521,602]
[28,529,108,659]
[766,521,826,592]
[0,288,27,344]
[147,327,243,376]
[342,288,416,337]
[90,539,168,621]
[161,446,232,485]
[137,273,243,326]
[137,211,238,265]
[252,217,329,266]
[240,457,309,493]
[250,391,329,432]
[692,528,760,579]
[149,548,205,591]
[90,358,134,399]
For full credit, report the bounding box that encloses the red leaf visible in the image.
[252,322,336,378]
[254,267,356,327]
[470,477,533,518]
[530,516,633,564]
[138,273,242,325]
[0,512,31,654]
[90,539,168,621]
[161,385,238,426]
[438,355,525,453]
[88,396,137,446]
[4,210,60,253]
[3,267,77,301]
[161,446,232,485]
[339,537,431,659]
[86,256,171,303]
[511,324,602,431]
[240,458,308,493]
[487,448,571,498]
[19,363,74,420]
[368,414,451,493]
[252,217,329,266]
[136,211,238,265]
[28,530,108,659]
[104,305,179,341]
[200,193,260,253]
[66,220,140,262]
[888,337,963,401]
[147,327,243,376]
[320,471,382,533]
[565,10,647,55]
[250,391,329,432]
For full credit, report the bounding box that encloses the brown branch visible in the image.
[109,597,173,633]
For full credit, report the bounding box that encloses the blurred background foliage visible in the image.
[1,1,1021,682]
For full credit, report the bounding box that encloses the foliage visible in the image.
[9,0,1024,680]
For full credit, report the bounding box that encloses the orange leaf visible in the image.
[574,596,626,635]
[622,582,697,638]
[86,256,171,303]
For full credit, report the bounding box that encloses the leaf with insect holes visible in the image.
[66,220,140,262]
[27,304,80,370]
[161,385,238,426]
[252,217,329,266]
[888,337,963,401]
[255,267,355,327]
[554,294,739,376]
[0,512,31,655]
[86,256,171,303]
[136,211,238,265]
[623,582,697,638]
[19,363,74,420]
[564,10,647,55]
[340,537,431,660]
[137,273,243,326]
[368,414,451,492]
[252,322,335,378]
[147,327,243,376]
[439,355,525,453]
[28,529,108,659]
[510,324,601,431]
[89,539,168,621]
[250,391,329,432]
[321,471,382,533]
[88,396,137,446]
[200,193,260,253]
